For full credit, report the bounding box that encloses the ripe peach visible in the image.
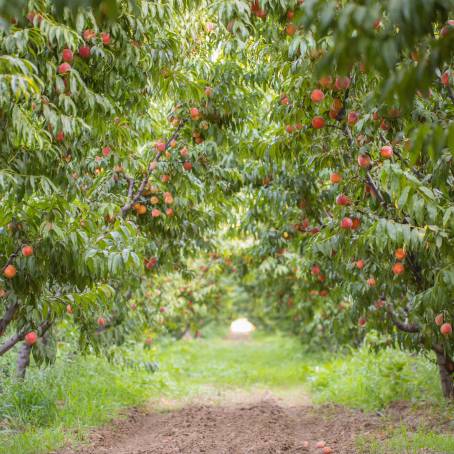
[286,124,294,133]
[3,265,16,279]
[330,172,342,184]
[22,245,33,257]
[180,147,189,157]
[58,63,71,74]
[336,194,351,206]
[441,71,450,87]
[155,140,166,153]
[97,317,106,327]
[66,304,73,314]
[380,145,393,158]
[183,161,193,171]
[280,95,289,106]
[347,111,359,125]
[101,32,111,45]
[25,332,38,346]
[340,217,353,229]
[62,48,73,63]
[166,207,174,217]
[441,323,452,336]
[357,154,371,168]
[190,107,201,120]
[286,23,297,36]
[312,116,325,129]
[310,89,325,103]
[392,262,405,275]
[161,175,170,183]
[102,146,111,157]
[351,218,361,230]
[83,29,96,41]
[395,248,406,260]
[367,277,376,287]
[435,313,444,326]
[356,259,365,270]
[335,76,350,90]
[79,45,91,59]
[151,208,161,217]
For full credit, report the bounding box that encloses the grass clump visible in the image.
[307,346,441,411]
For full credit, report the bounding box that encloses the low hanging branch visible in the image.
[120,120,187,217]
[385,303,421,333]
[0,320,52,357]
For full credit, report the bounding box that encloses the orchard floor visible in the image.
[52,333,454,454]
[58,387,380,454]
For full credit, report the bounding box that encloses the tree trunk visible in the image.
[435,350,454,398]
[16,342,32,380]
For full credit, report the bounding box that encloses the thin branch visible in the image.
[385,304,420,333]
[126,176,135,199]
[0,328,28,356]
[120,120,187,216]
[0,320,52,357]
[1,246,21,272]
[365,171,386,205]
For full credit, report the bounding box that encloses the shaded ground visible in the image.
[58,388,384,454]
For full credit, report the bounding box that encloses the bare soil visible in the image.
[57,387,390,454]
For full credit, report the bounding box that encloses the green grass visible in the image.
[357,427,454,453]
[0,329,452,454]
[154,332,312,396]
[307,346,442,411]
[0,347,162,454]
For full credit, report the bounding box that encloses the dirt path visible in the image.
[58,388,384,454]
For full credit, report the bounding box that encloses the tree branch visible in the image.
[385,303,420,333]
[0,320,52,357]
[1,246,21,272]
[0,301,19,336]
[120,120,187,216]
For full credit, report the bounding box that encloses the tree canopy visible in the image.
[1,0,454,395]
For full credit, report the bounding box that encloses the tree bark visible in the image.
[16,342,32,380]
[435,349,454,398]
[0,301,19,336]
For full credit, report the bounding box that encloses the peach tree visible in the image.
[215,0,454,397]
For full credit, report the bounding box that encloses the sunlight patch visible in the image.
[230,318,255,335]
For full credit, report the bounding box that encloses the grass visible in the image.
[357,427,454,454]
[0,327,453,454]
[307,345,442,411]
[0,346,160,454]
